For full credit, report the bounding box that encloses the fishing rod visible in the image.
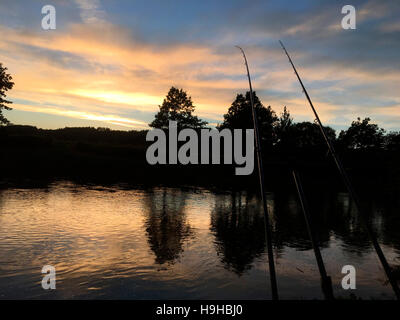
[236,46,279,300]
[292,170,334,300]
[279,40,400,300]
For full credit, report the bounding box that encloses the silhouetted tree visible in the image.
[385,131,400,152]
[338,117,385,150]
[276,121,336,153]
[275,106,293,146]
[150,87,207,129]
[218,91,278,147]
[0,63,14,125]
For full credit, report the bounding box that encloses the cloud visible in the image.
[0,0,399,130]
[13,103,149,129]
[74,0,106,24]
[379,21,400,32]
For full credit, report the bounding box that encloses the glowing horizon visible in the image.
[1,0,399,131]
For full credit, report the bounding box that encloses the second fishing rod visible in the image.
[279,40,400,300]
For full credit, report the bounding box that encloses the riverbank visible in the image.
[1,125,399,194]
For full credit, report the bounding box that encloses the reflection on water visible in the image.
[144,189,193,265]
[0,181,399,299]
[211,192,266,275]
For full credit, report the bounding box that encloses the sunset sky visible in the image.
[0,0,399,131]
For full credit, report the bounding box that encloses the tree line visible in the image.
[1,61,399,154]
[151,87,400,153]
[1,68,399,187]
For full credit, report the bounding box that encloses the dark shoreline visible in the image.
[1,125,399,196]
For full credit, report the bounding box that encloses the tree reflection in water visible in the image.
[210,191,266,276]
[210,185,400,278]
[143,188,193,265]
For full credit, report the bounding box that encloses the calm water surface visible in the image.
[0,181,399,299]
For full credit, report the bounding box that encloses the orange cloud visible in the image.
[1,8,399,131]
[13,103,149,129]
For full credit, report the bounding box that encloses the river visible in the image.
[0,181,399,299]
